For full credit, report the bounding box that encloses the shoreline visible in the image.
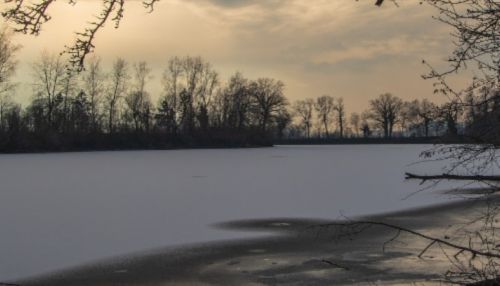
[15,196,495,286]
[0,144,274,155]
[0,138,471,155]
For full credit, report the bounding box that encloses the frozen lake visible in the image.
[0,145,458,281]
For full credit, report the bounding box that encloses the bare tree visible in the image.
[371,3,500,283]
[360,111,372,138]
[397,101,413,136]
[220,72,251,130]
[369,93,403,138]
[0,27,20,95]
[420,0,500,80]
[105,58,128,133]
[0,27,20,131]
[249,78,288,132]
[195,61,218,131]
[133,62,151,99]
[160,56,218,135]
[439,99,461,137]
[160,57,184,135]
[125,61,152,132]
[0,93,14,131]
[294,99,315,138]
[1,54,295,151]
[350,112,361,137]
[82,56,105,132]
[32,52,65,129]
[416,99,437,137]
[334,97,346,138]
[314,95,335,138]
[275,108,292,139]
[60,69,78,133]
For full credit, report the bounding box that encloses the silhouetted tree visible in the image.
[71,90,91,134]
[294,99,314,138]
[195,62,218,131]
[334,97,346,138]
[156,94,177,135]
[415,99,437,137]
[361,111,372,138]
[249,78,288,133]
[32,52,66,131]
[314,95,335,138]
[0,93,14,131]
[369,93,403,138]
[160,57,183,135]
[350,112,361,137]
[161,56,218,135]
[125,61,152,132]
[275,108,292,139]
[220,72,250,130]
[106,58,128,133]
[82,56,105,132]
[0,28,20,130]
[60,70,78,133]
[439,100,461,137]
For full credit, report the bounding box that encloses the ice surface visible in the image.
[0,145,463,280]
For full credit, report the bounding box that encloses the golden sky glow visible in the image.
[9,0,472,112]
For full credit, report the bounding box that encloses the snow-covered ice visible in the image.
[0,145,459,280]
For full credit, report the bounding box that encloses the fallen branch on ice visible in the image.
[405,172,500,182]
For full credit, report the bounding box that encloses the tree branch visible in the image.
[313,220,500,260]
[405,172,500,182]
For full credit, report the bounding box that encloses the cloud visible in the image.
[191,0,285,8]
[11,0,460,112]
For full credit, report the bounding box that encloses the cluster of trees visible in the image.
[0,50,490,153]
[0,50,487,152]
[462,76,500,145]
[0,39,291,151]
[290,96,345,139]
[0,25,496,152]
[287,93,466,140]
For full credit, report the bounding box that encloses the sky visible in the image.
[7,0,472,113]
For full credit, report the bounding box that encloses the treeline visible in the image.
[0,54,291,152]
[0,28,494,152]
[0,53,488,152]
[286,93,465,141]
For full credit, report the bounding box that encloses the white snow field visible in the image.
[0,145,461,280]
